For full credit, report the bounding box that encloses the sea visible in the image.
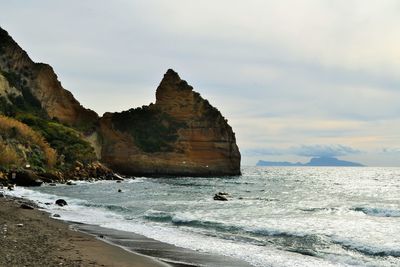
[6,167,400,267]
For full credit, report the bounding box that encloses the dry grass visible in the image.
[0,115,57,167]
[0,141,21,167]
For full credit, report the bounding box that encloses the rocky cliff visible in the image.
[99,69,241,176]
[0,27,98,129]
[0,27,241,177]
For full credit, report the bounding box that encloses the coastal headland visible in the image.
[0,26,241,187]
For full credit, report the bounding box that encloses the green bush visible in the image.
[111,106,185,153]
[16,114,96,167]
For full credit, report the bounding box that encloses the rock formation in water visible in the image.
[99,69,241,176]
[0,26,241,178]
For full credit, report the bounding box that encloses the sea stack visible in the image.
[99,69,241,176]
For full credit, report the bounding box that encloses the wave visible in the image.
[300,207,340,213]
[144,211,244,233]
[351,207,400,217]
[332,238,400,258]
[144,211,314,239]
[82,203,132,213]
[144,210,400,260]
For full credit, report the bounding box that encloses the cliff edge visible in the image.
[0,27,98,129]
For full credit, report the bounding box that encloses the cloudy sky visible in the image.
[1,0,400,166]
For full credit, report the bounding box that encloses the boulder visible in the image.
[112,173,124,181]
[38,172,61,183]
[12,171,43,186]
[53,214,61,218]
[20,203,34,209]
[55,199,68,207]
[213,193,228,201]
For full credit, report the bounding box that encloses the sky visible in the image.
[1,0,400,166]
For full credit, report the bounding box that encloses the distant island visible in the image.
[256,157,365,167]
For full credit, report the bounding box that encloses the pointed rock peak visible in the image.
[157,69,193,93]
[160,68,181,85]
[165,68,179,78]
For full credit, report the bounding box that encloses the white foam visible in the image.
[4,186,344,267]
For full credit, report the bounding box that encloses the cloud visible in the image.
[382,148,400,154]
[244,144,361,158]
[242,148,284,157]
[291,145,361,158]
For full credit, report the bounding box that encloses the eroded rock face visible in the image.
[0,27,98,128]
[99,69,241,176]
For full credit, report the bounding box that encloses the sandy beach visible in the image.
[0,191,253,267]
[0,195,169,267]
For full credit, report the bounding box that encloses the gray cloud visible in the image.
[242,148,284,157]
[290,145,361,158]
[382,148,400,154]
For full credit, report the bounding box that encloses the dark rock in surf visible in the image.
[55,199,68,206]
[112,174,124,181]
[12,171,43,186]
[214,193,228,201]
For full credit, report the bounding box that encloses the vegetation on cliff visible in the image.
[111,106,185,153]
[0,115,56,171]
[16,114,96,166]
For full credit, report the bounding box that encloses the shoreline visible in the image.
[0,195,169,267]
[0,190,253,267]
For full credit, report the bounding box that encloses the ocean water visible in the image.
[6,167,400,267]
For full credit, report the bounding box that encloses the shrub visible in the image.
[0,115,57,169]
[16,114,96,167]
[111,106,185,153]
[0,141,21,168]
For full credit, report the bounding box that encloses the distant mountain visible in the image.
[256,157,364,167]
[305,157,364,166]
